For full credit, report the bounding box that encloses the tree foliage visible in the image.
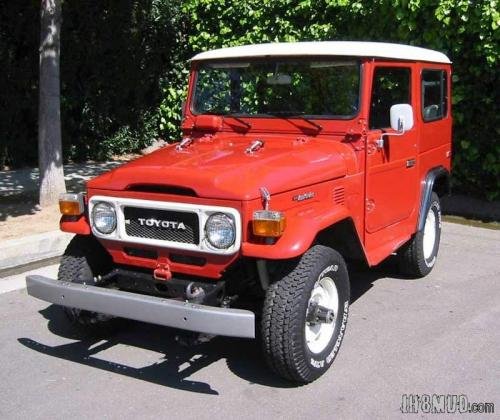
[0,1,39,167]
[0,0,188,167]
[0,0,498,198]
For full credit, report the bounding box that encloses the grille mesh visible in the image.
[124,207,199,244]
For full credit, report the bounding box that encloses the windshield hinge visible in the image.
[245,139,264,154]
[176,137,194,151]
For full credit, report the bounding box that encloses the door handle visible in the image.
[406,158,416,168]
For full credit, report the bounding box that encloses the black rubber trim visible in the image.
[418,166,449,231]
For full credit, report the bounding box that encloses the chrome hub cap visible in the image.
[305,276,339,354]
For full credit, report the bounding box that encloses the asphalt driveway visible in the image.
[0,222,498,419]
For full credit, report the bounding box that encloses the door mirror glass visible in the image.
[390,104,414,132]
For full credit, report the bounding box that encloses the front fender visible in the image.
[60,215,91,235]
[241,203,350,259]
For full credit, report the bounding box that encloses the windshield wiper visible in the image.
[269,111,323,132]
[201,111,252,130]
[224,115,252,129]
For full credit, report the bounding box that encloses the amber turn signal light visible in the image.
[59,193,85,216]
[252,210,286,237]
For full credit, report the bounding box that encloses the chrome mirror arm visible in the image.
[376,129,406,149]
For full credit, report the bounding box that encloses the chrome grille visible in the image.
[123,207,199,244]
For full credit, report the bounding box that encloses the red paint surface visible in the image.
[65,58,452,278]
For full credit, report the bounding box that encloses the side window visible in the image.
[370,67,411,129]
[422,69,447,121]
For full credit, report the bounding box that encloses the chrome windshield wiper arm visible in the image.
[296,114,322,132]
[269,111,322,132]
[224,115,252,129]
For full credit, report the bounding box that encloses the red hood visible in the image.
[87,136,356,200]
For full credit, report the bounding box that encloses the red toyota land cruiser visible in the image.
[27,41,452,383]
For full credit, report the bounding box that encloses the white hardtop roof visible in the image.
[191,41,451,64]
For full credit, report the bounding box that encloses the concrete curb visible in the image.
[0,231,73,270]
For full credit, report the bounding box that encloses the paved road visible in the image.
[0,222,498,419]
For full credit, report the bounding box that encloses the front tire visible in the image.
[398,192,442,278]
[58,235,118,334]
[261,245,350,383]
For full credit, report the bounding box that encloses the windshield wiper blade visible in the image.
[224,115,252,129]
[269,111,322,132]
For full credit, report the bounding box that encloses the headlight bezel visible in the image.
[91,201,117,235]
[204,212,236,250]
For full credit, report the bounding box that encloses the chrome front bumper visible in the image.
[26,275,255,339]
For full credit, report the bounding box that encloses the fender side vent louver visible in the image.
[333,187,346,205]
[126,184,197,197]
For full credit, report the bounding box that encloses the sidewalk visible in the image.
[0,161,123,197]
[0,160,126,271]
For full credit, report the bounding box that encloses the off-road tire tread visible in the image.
[399,192,440,278]
[261,245,345,383]
[58,235,115,332]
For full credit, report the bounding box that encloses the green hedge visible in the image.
[0,0,498,199]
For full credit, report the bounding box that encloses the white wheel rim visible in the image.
[305,277,339,354]
[423,209,437,260]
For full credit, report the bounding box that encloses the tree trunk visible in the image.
[38,0,65,207]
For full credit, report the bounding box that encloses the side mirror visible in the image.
[390,104,414,132]
[375,104,414,150]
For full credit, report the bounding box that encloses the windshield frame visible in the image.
[189,57,363,121]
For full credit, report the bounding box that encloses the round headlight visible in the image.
[92,202,116,234]
[205,213,235,249]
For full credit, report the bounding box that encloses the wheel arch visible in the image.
[315,218,367,264]
[242,206,353,260]
[418,166,449,231]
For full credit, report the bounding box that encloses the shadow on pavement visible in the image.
[349,256,412,303]
[18,258,406,393]
[18,305,294,395]
[0,161,123,221]
[0,192,41,221]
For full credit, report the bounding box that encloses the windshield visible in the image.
[192,59,360,118]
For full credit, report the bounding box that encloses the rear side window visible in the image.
[421,70,448,121]
[370,67,411,129]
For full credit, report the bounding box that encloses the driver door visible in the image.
[365,65,419,233]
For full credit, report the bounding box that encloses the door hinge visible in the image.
[365,198,375,213]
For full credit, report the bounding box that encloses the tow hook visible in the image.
[306,302,335,324]
[153,263,172,281]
